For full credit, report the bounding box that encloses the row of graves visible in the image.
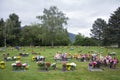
[37,61,76,71]
[1,52,29,71]
[3,53,29,61]
[32,52,76,71]
[3,53,21,61]
[88,52,119,71]
[32,55,45,62]
[69,51,119,71]
[0,50,119,72]
[2,46,29,61]
[1,51,76,72]
[54,52,72,61]
[11,61,29,71]
[0,60,29,71]
[1,47,30,71]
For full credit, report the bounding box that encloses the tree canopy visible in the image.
[74,33,96,46]
[0,6,70,47]
[90,18,108,46]
[90,18,107,40]
[108,7,120,47]
[36,6,69,47]
[2,13,21,46]
[0,18,5,46]
[90,7,120,47]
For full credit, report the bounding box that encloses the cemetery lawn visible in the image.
[0,46,120,80]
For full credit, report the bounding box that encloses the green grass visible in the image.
[0,46,120,80]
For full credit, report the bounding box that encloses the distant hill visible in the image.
[68,32,76,43]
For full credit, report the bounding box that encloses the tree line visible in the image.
[0,6,70,47]
[90,7,120,47]
[0,6,120,47]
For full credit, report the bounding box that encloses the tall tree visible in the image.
[5,13,21,46]
[108,7,120,47]
[37,6,69,47]
[0,18,5,46]
[90,18,107,45]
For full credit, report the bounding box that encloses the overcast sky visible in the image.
[0,0,120,37]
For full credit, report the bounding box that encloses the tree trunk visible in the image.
[51,40,54,48]
[118,42,120,48]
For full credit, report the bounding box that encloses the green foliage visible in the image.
[74,33,96,46]
[5,13,21,46]
[91,7,120,47]
[90,18,107,46]
[20,24,42,46]
[82,37,97,46]
[108,7,120,47]
[74,33,84,45]
[0,18,5,46]
[0,10,70,46]
[20,23,70,46]
[37,6,69,46]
